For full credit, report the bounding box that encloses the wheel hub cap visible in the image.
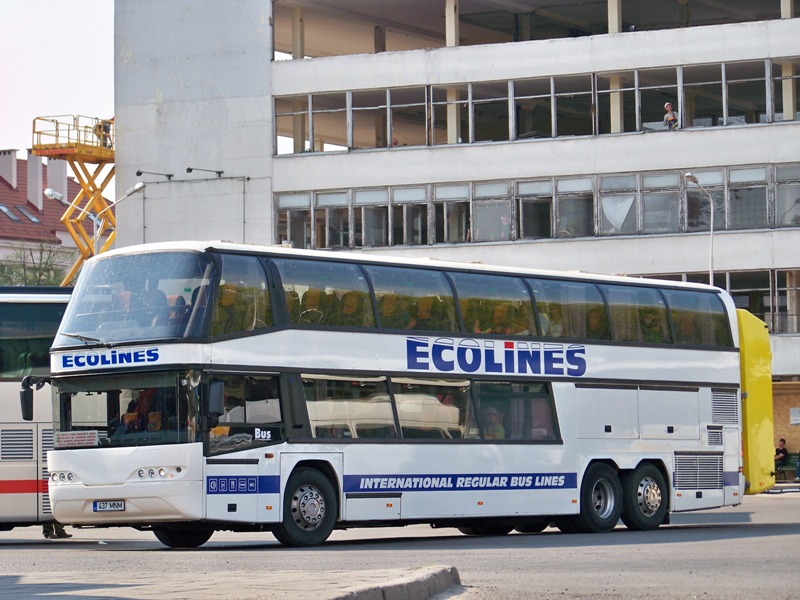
[637,477,662,516]
[292,484,325,530]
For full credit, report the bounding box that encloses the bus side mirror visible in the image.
[209,381,225,420]
[20,377,34,421]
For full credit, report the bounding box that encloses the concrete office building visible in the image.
[114,1,800,441]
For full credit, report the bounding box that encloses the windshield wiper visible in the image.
[61,332,109,347]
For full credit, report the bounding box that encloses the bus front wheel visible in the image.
[153,524,214,548]
[574,463,623,533]
[274,467,337,547]
[621,463,668,531]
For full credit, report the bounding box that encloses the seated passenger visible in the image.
[379,294,410,329]
[674,313,701,345]
[337,291,370,327]
[586,307,610,340]
[640,307,668,343]
[138,288,169,327]
[481,406,505,440]
[167,295,187,325]
[543,304,565,337]
[407,296,442,330]
[462,298,486,333]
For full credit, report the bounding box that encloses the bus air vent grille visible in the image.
[706,429,723,446]
[0,429,34,461]
[673,454,723,490]
[41,429,54,467]
[710,389,739,425]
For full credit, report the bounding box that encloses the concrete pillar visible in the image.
[374,26,386,53]
[607,0,622,34]
[780,2,796,121]
[445,0,460,143]
[787,271,800,333]
[604,0,641,134]
[609,75,624,133]
[292,7,306,153]
[677,0,690,27]
[445,0,459,47]
[781,63,796,121]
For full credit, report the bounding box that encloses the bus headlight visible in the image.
[50,471,77,484]
[137,467,177,479]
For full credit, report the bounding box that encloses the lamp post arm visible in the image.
[96,182,146,220]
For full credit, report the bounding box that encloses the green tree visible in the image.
[0,242,74,286]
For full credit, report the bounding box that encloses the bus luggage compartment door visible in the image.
[205,457,262,523]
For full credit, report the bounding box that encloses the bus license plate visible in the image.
[93,500,125,512]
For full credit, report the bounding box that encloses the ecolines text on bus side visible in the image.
[406,337,587,377]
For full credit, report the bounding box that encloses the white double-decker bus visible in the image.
[1,286,70,531]
[24,241,774,548]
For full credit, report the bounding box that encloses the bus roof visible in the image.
[95,240,721,294]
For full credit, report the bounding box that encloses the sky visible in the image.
[1,0,114,172]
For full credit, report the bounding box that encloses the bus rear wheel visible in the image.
[153,524,214,548]
[273,467,337,547]
[621,463,668,531]
[574,463,623,533]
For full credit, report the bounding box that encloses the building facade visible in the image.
[0,151,78,284]
[113,1,800,443]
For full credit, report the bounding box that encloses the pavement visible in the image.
[4,566,462,600]
[6,485,797,600]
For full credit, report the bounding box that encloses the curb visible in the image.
[333,565,461,600]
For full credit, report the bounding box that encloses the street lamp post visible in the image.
[685,172,715,286]
[93,182,147,253]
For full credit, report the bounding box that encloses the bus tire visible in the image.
[514,518,550,534]
[274,467,337,547]
[153,524,214,548]
[554,517,580,533]
[574,463,623,533]
[621,463,668,531]
[457,522,512,536]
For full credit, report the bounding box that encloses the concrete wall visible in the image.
[115,0,273,247]
[271,19,800,94]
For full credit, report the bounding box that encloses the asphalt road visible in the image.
[1,489,798,599]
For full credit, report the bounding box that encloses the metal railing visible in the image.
[32,115,114,151]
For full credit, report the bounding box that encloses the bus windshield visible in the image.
[54,251,215,347]
[51,370,202,449]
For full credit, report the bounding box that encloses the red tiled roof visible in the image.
[0,158,83,244]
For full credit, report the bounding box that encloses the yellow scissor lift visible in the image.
[32,115,115,286]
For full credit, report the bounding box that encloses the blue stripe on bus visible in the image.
[343,472,577,493]
[207,475,280,495]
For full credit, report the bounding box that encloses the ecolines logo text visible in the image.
[406,337,586,377]
[61,348,160,369]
